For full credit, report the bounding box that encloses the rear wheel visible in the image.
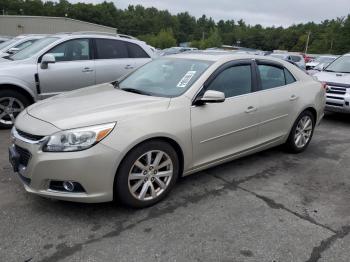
[115,140,179,208]
[285,110,315,153]
[0,89,30,129]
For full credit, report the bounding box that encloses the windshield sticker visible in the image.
[177,71,196,88]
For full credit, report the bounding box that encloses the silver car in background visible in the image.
[0,34,46,57]
[9,53,325,208]
[0,32,153,128]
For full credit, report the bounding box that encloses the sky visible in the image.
[70,0,350,27]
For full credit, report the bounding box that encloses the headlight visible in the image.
[43,123,115,152]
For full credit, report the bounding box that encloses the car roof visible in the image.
[166,51,277,63]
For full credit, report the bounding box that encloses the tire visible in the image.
[0,89,31,129]
[285,110,315,153]
[114,140,180,208]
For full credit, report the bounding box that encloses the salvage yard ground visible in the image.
[1,113,350,262]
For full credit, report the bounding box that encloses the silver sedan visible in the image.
[9,53,326,208]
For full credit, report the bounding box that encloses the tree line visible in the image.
[1,0,350,54]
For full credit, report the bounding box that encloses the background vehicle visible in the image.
[0,36,12,44]
[157,47,196,56]
[306,55,338,70]
[269,53,306,70]
[314,53,350,113]
[0,34,46,58]
[0,32,153,128]
[10,53,325,207]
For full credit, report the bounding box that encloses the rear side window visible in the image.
[258,65,285,89]
[95,39,128,59]
[207,65,252,98]
[258,64,296,89]
[127,42,149,58]
[284,68,296,84]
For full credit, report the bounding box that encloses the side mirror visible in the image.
[7,47,19,54]
[195,90,225,105]
[41,54,56,69]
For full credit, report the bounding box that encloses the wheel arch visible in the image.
[0,83,35,104]
[112,136,185,199]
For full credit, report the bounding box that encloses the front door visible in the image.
[38,38,95,98]
[191,61,261,168]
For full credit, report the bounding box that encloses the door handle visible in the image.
[82,67,94,73]
[290,94,299,101]
[245,106,258,113]
[124,65,134,70]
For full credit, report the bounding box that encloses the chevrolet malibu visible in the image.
[9,53,325,208]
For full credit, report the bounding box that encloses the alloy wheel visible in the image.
[294,115,313,148]
[128,150,173,201]
[0,97,24,125]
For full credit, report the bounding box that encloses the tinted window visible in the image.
[258,65,285,89]
[95,39,128,59]
[47,39,90,62]
[207,65,252,98]
[284,68,296,84]
[127,42,149,58]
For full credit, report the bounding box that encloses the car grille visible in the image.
[16,129,45,141]
[15,145,31,167]
[325,82,349,108]
[326,86,346,95]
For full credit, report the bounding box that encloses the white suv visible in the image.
[314,53,350,113]
[0,32,153,128]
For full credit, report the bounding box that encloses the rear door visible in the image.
[255,60,298,143]
[94,38,138,83]
[38,38,95,97]
[125,41,151,69]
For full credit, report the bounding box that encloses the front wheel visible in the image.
[285,110,315,153]
[0,90,30,129]
[115,140,180,208]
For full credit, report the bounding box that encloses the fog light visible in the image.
[63,181,75,192]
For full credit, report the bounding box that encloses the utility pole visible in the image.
[305,31,311,54]
[2,9,5,15]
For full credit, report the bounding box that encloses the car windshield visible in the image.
[10,37,59,60]
[119,58,213,97]
[325,55,350,73]
[315,56,335,63]
[0,38,17,51]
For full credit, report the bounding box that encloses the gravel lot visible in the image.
[1,113,350,262]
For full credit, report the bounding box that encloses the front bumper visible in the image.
[10,130,121,203]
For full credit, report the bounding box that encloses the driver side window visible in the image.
[46,39,91,62]
[207,65,252,98]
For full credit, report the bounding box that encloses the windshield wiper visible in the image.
[324,69,335,72]
[120,88,151,96]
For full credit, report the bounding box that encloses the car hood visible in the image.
[314,71,350,85]
[27,83,171,130]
